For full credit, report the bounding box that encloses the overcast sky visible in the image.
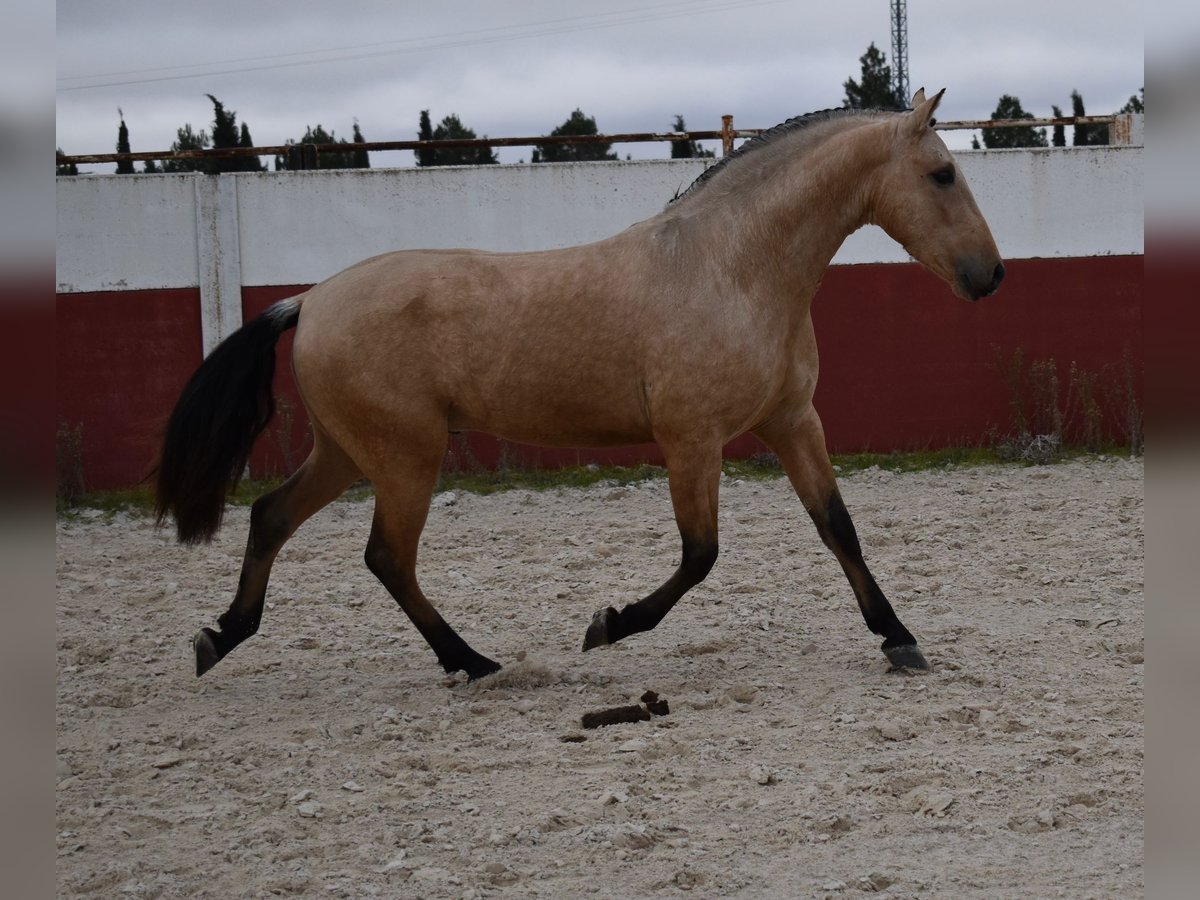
[56,1,1145,171]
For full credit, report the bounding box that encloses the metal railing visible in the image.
[56,113,1131,169]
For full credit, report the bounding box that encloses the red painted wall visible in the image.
[56,288,203,491]
[56,255,1142,490]
[811,255,1143,450]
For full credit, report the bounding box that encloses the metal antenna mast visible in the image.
[890,0,910,107]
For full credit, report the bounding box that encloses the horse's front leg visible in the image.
[755,410,930,671]
[582,440,721,649]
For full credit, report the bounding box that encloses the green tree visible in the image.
[160,97,262,173]
[143,158,159,174]
[205,94,264,172]
[843,43,896,110]
[416,109,437,166]
[415,111,498,166]
[208,94,238,153]
[275,124,357,170]
[352,121,370,169]
[670,115,715,159]
[273,122,370,170]
[981,95,1048,149]
[1120,87,1144,114]
[1070,90,1107,146]
[115,109,135,175]
[1050,104,1066,148]
[237,122,265,172]
[534,108,617,162]
[160,123,211,173]
[56,148,78,176]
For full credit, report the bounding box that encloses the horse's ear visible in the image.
[910,87,926,107]
[909,88,945,135]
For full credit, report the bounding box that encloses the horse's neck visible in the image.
[668,124,883,306]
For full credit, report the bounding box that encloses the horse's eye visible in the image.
[932,166,955,186]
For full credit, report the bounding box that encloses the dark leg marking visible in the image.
[583,537,718,649]
[193,493,289,676]
[192,442,359,678]
[814,491,928,671]
[364,529,501,681]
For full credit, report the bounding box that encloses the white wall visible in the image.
[56,146,1143,347]
[840,146,1143,264]
[234,160,715,287]
[55,173,198,293]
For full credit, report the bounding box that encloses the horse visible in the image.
[155,89,1003,683]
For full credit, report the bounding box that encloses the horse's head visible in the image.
[869,89,1005,301]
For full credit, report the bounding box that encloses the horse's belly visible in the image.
[448,397,653,448]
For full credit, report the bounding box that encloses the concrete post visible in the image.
[193,174,243,356]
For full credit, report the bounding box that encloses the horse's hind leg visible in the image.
[193,432,361,676]
[583,440,721,649]
[365,456,501,682]
[755,410,929,671]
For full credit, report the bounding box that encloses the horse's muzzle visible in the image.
[958,261,1005,301]
[983,262,1005,296]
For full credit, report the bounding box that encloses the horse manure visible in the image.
[640,690,671,717]
[581,692,671,729]
[582,704,650,729]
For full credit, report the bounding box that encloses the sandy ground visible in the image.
[56,457,1143,899]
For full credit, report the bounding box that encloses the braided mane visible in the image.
[670,106,902,205]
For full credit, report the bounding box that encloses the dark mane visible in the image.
[670,106,898,205]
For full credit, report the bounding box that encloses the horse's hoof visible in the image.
[884,643,931,672]
[582,607,619,651]
[193,628,221,677]
[465,657,502,682]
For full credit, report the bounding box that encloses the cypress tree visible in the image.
[115,109,135,174]
[1071,90,1107,146]
[203,95,263,172]
[417,109,438,167]
[1050,105,1066,148]
[670,115,714,159]
[207,95,239,151]
[237,122,264,172]
[352,121,370,169]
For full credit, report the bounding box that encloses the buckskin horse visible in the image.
[156,89,1004,682]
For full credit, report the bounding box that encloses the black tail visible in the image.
[155,299,302,544]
